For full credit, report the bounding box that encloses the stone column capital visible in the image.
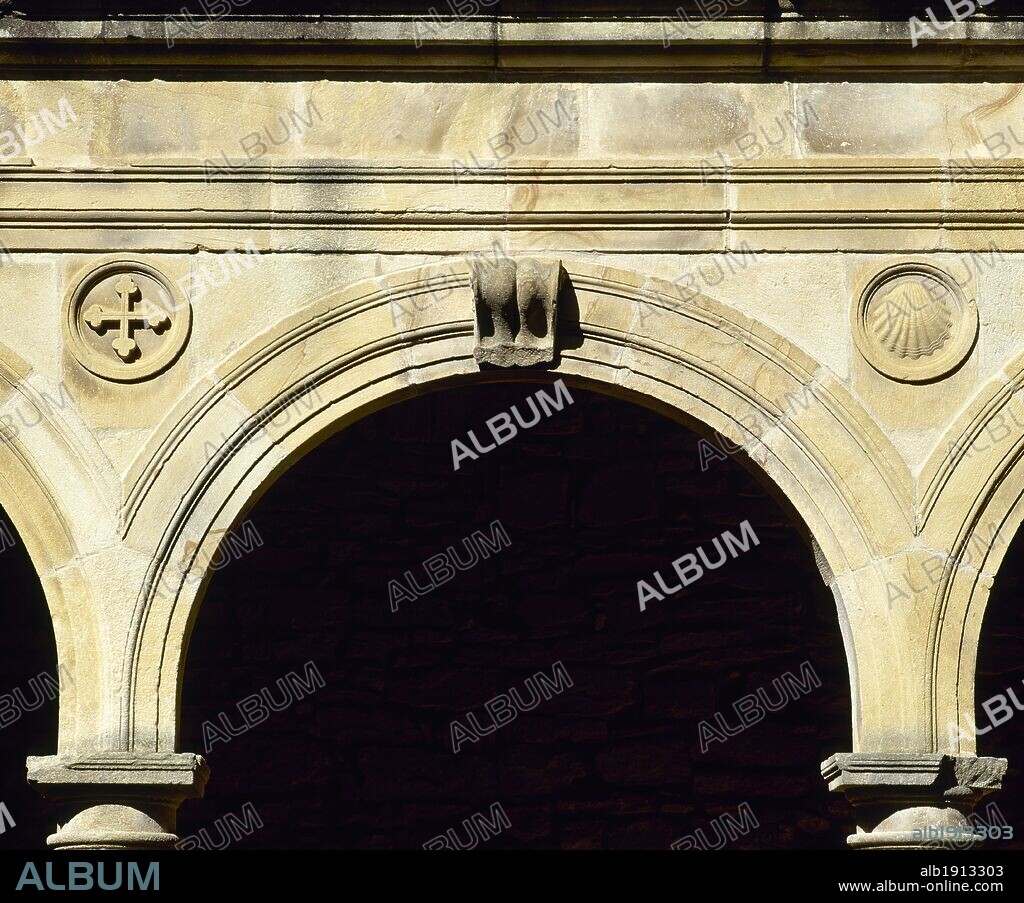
[822,752,1007,849]
[27,752,209,850]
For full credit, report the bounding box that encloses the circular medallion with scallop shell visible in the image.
[852,264,978,383]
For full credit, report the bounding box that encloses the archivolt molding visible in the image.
[0,343,118,752]
[116,257,919,752]
[919,351,1024,754]
[920,350,1024,579]
[921,354,1024,536]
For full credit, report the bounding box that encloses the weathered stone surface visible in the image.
[0,7,1021,850]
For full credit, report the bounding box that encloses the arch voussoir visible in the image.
[118,259,918,767]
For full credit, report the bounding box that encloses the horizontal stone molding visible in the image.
[2,163,1023,253]
[2,17,1024,76]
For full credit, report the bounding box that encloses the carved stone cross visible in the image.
[84,275,170,362]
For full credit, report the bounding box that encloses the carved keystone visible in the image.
[471,257,563,367]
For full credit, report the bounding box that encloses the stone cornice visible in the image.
[2,16,1024,77]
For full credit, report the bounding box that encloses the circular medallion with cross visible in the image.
[63,260,191,382]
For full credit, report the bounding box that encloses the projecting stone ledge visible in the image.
[27,752,209,850]
[822,752,1007,850]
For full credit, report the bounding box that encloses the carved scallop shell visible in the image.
[868,277,955,361]
[853,264,978,384]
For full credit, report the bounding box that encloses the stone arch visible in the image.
[0,343,114,752]
[121,258,917,754]
[921,350,1024,754]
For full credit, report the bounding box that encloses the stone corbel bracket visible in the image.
[471,257,564,367]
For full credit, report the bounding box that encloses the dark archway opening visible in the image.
[972,526,1024,850]
[0,514,61,850]
[180,383,851,849]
